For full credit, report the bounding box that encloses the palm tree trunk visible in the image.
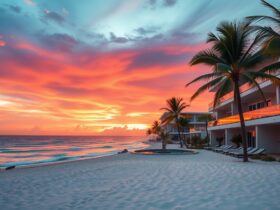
[235,82,248,162]
[176,124,183,148]
[205,121,209,147]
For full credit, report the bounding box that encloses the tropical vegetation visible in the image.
[161,97,188,148]
[186,20,280,162]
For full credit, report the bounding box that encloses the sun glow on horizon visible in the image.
[0,0,270,135]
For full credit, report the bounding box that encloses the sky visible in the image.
[0,0,278,135]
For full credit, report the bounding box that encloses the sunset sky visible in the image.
[0,0,277,135]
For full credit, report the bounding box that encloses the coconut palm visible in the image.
[161,97,188,148]
[146,121,162,141]
[186,21,280,162]
[159,130,170,150]
[177,117,189,147]
[246,0,280,68]
[151,120,161,135]
[198,114,215,146]
[146,128,152,136]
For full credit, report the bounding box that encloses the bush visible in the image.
[190,145,204,149]
[250,154,262,160]
[166,139,173,144]
[261,155,276,162]
[230,134,242,148]
[191,136,202,146]
[251,154,276,161]
[216,137,223,147]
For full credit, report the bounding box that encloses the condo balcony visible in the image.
[208,73,280,111]
[208,104,280,127]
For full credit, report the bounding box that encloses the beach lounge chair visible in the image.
[235,148,265,158]
[230,147,256,157]
[204,145,219,150]
[218,145,235,153]
[214,145,232,153]
[224,147,243,155]
[212,145,227,152]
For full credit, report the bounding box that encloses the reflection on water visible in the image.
[0,136,147,167]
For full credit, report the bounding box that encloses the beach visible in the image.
[0,143,280,210]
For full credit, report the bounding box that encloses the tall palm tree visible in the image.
[186,21,280,162]
[161,97,188,148]
[198,114,214,146]
[246,0,280,70]
[151,120,161,135]
[178,117,189,147]
[159,130,170,150]
[146,128,152,136]
[151,120,161,141]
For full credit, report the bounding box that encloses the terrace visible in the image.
[208,104,280,127]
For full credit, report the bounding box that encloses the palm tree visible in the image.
[177,117,189,147]
[161,97,188,148]
[246,0,280,70]
[146,128,152,136]
[151,120,161,135]
[159,131,170,150]
[186,21,280,162]
[198,114,214,146]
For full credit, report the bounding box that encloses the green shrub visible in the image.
[216,137,223,147]
[191,136,202,146]
[250,154,262,160]
[192,145,204,149]
[251,155,276,161]
[230,134,242,148]
[261,155,276,162]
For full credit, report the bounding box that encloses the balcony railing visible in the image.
[208,73,280,110]
[208,104,280,127]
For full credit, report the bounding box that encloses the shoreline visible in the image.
[0,140,152,171]
[1,145,279,210]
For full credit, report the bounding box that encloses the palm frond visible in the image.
[239,32,266,65]
[213,78,232,108]
[189,49,225,66]
[254,26,280,38]
[259,61,280,74]
[189,76,225,101]
[250,71,280,85]
[247,15,280,25]
[242,72,267,104]
[185,72,223,87]
[260,0,280,19]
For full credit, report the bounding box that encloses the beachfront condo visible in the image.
[208,73,280,154]
[160,112,210,141]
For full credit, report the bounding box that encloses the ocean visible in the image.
[0,135,148,168]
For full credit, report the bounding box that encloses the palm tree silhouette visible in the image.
[247,0,280,71]
[161,97,188,148]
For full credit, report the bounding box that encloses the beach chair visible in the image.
[235,148,265,158]
[224,147,243,155]
[214,145,231,153]
[231,147,256,157]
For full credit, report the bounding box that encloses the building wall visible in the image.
[257,124,280,154]
[209,130,225,146]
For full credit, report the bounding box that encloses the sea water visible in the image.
[0,135,148,168]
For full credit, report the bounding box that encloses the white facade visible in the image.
[208,74,280,154]
[160,112,210,141]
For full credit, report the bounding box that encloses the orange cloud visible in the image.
[0,40,212,135]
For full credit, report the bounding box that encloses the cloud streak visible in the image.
[0,0,271,135]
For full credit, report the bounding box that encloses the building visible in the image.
[208,73,280,154]
[160,112,210,141]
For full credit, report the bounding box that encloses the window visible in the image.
[248,99,271,111]
[247,131,256,147]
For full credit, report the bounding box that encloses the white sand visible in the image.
[0,143,280,210]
